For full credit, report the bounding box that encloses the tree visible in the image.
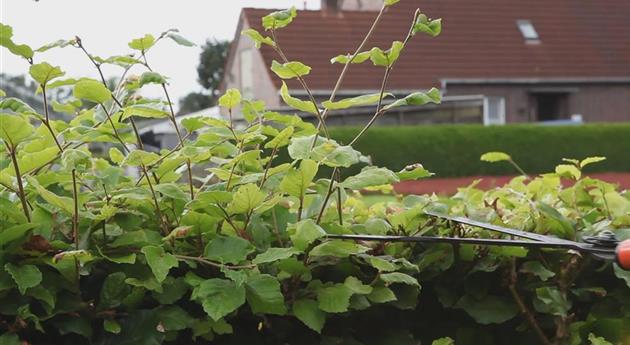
[178,91,215,115]
[178,39,230,114]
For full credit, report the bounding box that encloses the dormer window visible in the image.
[517,20,540,44]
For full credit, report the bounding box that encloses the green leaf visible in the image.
[0,23,33,59]
[385,41,404,65]
[128,34,155,51]
[4,263,42,294]
[195,278,246,321]
[241,29,275,48]
[271,60,311,79]
[100,272,131,308]
[0,333,20,345]
[588,333,613,345]
[520,261,555,281]
[204,236,254,264]
[166,32,195,47]
[155,183,189,201]
[279,159,318,198]
[138,71,167,87]
[104,320,121,334]
[489,246,528,258]
[218,88,241,109]
[322,93,393,110]
[397,163,433,180]
[613,264,630,288]
[0,224,36,249]
[122,150,160,167]
[0,114,34,145]
[288,135,362,168]
[367,285,397,303]
[262,7,297,30]
[35,38,74,53]
[330,50,371,64]
[227,183,266,214]
[366,255,398,272]
[27,176,74,214]
[380,272,420,287]
[156,305,193,331]
[242,99,266,123]
[121,104,169,120]
[537,202,575,239]
[194,190,233,204]
[280,81,318,114]
[382,88,441,111]
[293,299,325,333]
[580,156,606,168]
[141,245,179,283]
[29,62,64,85]
[309,240,370,258]
[384,0,400,5]
[264,126,294,149]
[61,148,91,171]
[153,277,188,304]
[290,219,327,251]
[245,273,287,315]
[0,97,37,114]
[533,287,572,317]
[317,284,353,313]
[253,247,300,265]
[413,13,442,37]
[368,47,388,67]
[455,295,518,324]
[344,276,373,295]
[341,166,399,190]
[432,337,455,345]
[480,151,511,163]
[555,164,581,180]
[109,147,125,164]
[73,78,112,104]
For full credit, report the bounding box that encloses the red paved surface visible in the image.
[394,172,630,195]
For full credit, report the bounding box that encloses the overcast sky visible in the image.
[1,0,321,107]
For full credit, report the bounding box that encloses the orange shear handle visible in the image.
[617,240,630,271]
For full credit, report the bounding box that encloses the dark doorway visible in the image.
[533,93,568,121]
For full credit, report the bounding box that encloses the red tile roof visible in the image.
[241,0,630,91]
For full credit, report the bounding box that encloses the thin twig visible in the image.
[40,86,64,152]
[349,67,391,145]
[6,143,31,221]
[316,168,338,224]
[270,29,329,138]
[174,254,256,270]
[71,169,79,249]
[509,259,552,345]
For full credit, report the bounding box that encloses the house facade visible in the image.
[221,0,630,125]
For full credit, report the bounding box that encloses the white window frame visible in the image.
[517,20,540,43]
[239,48,254,99]
[483,96,506,125]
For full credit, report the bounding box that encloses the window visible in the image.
[240,49,254,99]
[517,20,540,43]
[483,96,506,125]
[532,93,568,122]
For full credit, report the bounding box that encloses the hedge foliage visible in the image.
[1,4,630,345]
[329,124,630,178]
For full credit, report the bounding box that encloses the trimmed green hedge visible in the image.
[328,124,630,178]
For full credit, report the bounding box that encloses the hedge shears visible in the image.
[327,211,630,271]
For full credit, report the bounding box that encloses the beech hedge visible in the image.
[329,124,630,178]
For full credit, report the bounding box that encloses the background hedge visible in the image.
[326,124,630,178]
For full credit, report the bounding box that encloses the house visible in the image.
[221,0,630,125]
